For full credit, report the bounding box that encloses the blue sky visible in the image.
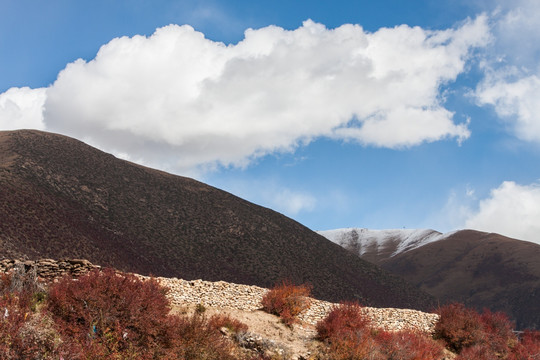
[1,0,540,244]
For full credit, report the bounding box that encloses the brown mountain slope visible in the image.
[378,230,540,329]
[0,130,435,310]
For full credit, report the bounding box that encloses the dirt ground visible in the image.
[172,304,321,359]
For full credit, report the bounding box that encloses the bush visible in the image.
[316,302,382,360]
[479,309,516,357]
[455,343,495,360]
[316,302,371,341]
[47,268,174,357]
[0,293,60,359]
[315,302,445,360]
[435,303,523,358]
[261,280,311,326]
[509,330,540,360]
[168,314,239,360]
[434,303,484,353]
[376,330,444,360]
[208,314,248,334]
[324,334,383,360]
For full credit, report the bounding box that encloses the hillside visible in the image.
[0,129,435,310]
[319,228,540,329]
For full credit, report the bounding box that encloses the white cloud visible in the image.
[465,181,540,245]
[475,0,540,143]
[476,74,540,141]
[270,188,317,216]
[209,178,316,216]
[0,87,46,130]
[1,18,489,172]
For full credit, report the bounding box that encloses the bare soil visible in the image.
[173,304,320,359]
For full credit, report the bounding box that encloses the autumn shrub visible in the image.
[322,334,383,360]
[434,303,484,353]
[316,302,371,341]
[455,343,496,360]
[208,313,249,334]
[479,309,517,357]
[315,302,383,360]
[261,280,311,326]
[0,292,60,359]
[434,302,526,359]
[376,330,445,360]
[509,330,540,360]
[169,313,238,360]
[47,268,175,357]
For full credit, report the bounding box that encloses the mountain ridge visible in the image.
[0,129,435,310]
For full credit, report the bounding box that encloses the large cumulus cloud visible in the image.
[2,18,489,172]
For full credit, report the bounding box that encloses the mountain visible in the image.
[319,228,540,329]
[0,129,435,310]
[317,228,449,264]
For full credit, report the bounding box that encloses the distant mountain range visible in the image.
[318,228,540,329]
[0,130,435,310]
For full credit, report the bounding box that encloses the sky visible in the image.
[1,0,540,244]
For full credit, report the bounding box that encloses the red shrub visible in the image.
[434,303,484,353]
[0,293,60,359]
[376,330,444,360]
[208,314,248,334]
[261,280,311,326]
[315,302,385,360]
[479,309,517,357]
[435,303,523,358]
[455,343,496,360]
[168,314,238,360]
[47,268,174,356]
[510,330,540,360]
[316,302,371,341]
[325,333,383,360]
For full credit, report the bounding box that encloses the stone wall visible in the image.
[0,258,98,281]
[0,258,439,333]
[154,276,439,333]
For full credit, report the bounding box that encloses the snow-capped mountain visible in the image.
[317,228,455,263]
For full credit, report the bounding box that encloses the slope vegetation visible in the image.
[0,130,434,310]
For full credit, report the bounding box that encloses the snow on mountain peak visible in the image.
[317,228,451,258]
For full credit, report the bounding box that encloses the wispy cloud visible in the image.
[211,178,316,217]
[0,17,489,173]
[475,0,540,143]
[270,188,317,216]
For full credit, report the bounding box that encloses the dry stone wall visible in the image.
[0,258,98,281]
[154,277,439,333]
[0,259,439,333]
